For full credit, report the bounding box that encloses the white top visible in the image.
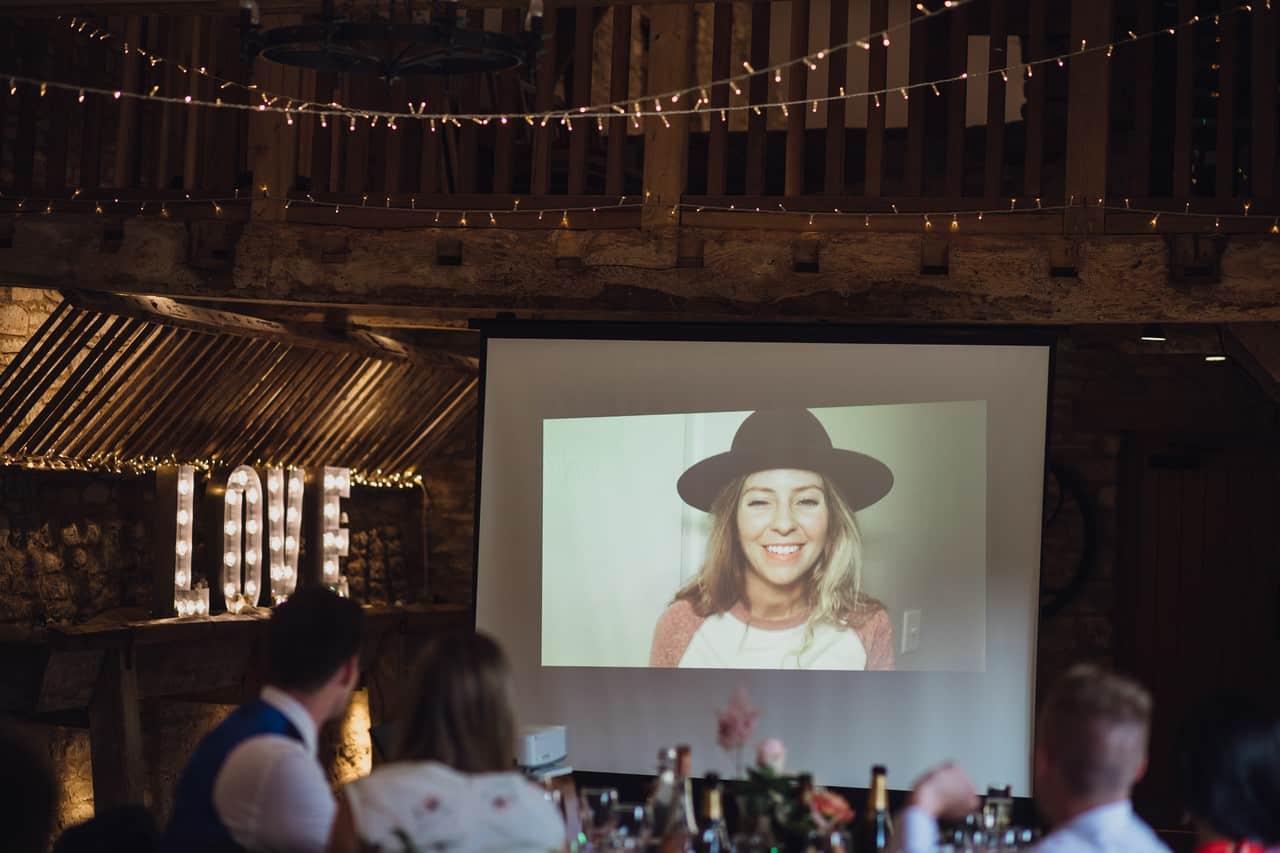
[212,686,337,853]
[678,610,868,670]
[893,801,1170,853]
[342,761,565,853]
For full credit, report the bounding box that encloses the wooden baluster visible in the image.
[1064,0,1113,231]
[568,6,595,195]
[605,5,633,197]
[1214,5,1237,200]
[80,25,105,191]
[46,24,73,195]
[493,9,523,194]
[110,16,143,189]
[311,73,336,195]
[295,69,319,194]
[904,2,929,197]
[641,2,696,227]
[344,76,371,194]
[1172,0,1194,198]
[1126,0,1154,198]
[945,3,968,197]
[784,0,810,197]
[1022,0,1046,199]
[824,0,849,195]
[864,0,888,198]
[182,17,203,191]
[420,77,446,194]
[984,0,1007,200]
[531,1,557,196]
[744,1,771,196]
[89,650,145,811]
[1252,2,1277,201]
[13,22,40,195]
[455,9,485,195]
[368,80,390,194]
[707,2,733,196]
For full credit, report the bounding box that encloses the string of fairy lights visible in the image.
[14,1,1263,131]
[0,452,425,489]
[0,188,1276,234]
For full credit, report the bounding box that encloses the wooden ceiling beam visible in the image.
[0,0,691,14]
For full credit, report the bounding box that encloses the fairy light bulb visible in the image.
[224,552,237,567]
[225,520,239,536]
[176,541,190,556]
[176,510,190,526]
[224,582,236,598]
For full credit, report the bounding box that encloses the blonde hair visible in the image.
[1038,664,1152,798]
[673,472,883,653]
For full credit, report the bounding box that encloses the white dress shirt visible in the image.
[212,686,337,853]
[342,761,565,852]
[893,800,1170,853]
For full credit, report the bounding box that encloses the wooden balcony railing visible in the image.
[0,1,1275,232]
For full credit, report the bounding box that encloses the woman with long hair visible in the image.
[327,632,564,853]
[650,408,895,670]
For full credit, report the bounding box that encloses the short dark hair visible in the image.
[267,587,364,691]
[395,631,515,773]
[1038,664,1152,798]
[1179,694,1280,844]
[0,724,56,853]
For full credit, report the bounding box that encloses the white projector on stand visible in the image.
[516,723,567,771]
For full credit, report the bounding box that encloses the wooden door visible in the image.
[1117,437,1280,832]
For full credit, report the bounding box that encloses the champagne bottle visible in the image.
[676,745,699,837]
[697,773,733,852]
[854,765,892,852]
[647,747,679,844]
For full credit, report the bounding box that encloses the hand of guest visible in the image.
[906,762,979,819]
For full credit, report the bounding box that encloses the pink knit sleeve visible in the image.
[856,608,896,671]
[649,600,704,667]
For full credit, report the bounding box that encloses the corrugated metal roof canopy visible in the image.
[0,291,476,476]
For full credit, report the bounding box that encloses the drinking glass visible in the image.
[580,787,620,846]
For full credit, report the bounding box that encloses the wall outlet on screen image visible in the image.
[902,609,922,654]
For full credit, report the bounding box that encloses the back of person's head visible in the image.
[52,805,158,853]
[267,586,364,692]
[395,631,515,773]
[0,724,55,853]
[1178,694,1280,845]
[1037,664,1152,800]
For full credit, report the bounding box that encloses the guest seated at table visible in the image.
[327,631,564,853]
[1178,693,1280,853]
[893,664,1169,852]
[164,587,365,853]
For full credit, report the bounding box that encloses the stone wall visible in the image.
[0,286,60,364]
[422,414,478,605]
[346,488,425,605]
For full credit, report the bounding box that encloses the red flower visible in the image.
[809,788,854,827]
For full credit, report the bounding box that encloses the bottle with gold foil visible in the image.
[696,772,733,852]
[853,765,892,852]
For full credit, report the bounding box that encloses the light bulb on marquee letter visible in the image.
[323,467,350,592]
[171,465,206,616]
[223,465,264,613]
[266,467,304,602]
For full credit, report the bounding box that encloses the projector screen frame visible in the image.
[468,319,1058,792]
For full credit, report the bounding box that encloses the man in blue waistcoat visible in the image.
[164,587,364,852]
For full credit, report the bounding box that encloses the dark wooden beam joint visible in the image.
[186,220,244,271]
[1047,239,1082,279]
[920,234,950,276]
[435,238,462,267]
[676,234,704,269]
[792,238,820,274]
[1165,234,1227,286]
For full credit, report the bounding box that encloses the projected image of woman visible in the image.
[649,409,896,670]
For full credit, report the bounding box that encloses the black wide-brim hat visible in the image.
[677,408,894,513]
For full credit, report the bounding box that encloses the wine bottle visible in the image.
[853,765,892,852]
[697,773,733,852]
[647,747,679,845]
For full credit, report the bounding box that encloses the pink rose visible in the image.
[755,738,786,773]
[715,687,760,752]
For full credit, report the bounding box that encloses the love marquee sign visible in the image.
[168,464,351,616]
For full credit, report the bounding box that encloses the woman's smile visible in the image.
[737,468,830,593]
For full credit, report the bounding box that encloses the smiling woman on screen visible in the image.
[649,408,896,670]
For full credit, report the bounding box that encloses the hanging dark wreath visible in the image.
[1039,461,1098,620]
[238,0,544,81]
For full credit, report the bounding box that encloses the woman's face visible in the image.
[736,468,830,590]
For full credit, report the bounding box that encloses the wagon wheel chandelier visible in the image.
[239,0,544,80]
